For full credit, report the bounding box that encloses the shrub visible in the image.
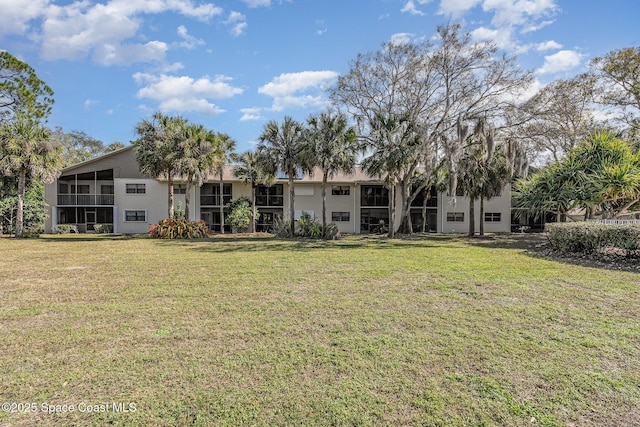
[93,224,113,234]
[272,216,293,238]
[55,224,77,234]
[546,222,640,256]
[147,218,210,239]
[324,222,341,240]
[225,197,255,233]
[296,212,316,237]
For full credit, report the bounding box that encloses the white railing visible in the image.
[587,219,640,225]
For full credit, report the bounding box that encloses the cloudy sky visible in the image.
[1,0,639,153]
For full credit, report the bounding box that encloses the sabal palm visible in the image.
[232,150,274,232]
[134,112,186,218]
[257,116,304,235]
[304,112,358,235]
[215,133,236,233]
[0,116,63,238]
[361,113,417,237]
[177,124,224,220]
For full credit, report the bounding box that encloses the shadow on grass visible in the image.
[153,233,442,253]
[38,234,146,242]
[465,233,640,273]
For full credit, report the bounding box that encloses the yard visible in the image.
[0,234,638,426]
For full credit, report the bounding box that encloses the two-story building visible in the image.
[44,146,512,234]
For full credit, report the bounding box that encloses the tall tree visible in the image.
[257,116,305,236]
[0,116,63,238]
[176,124,224,221]
[133,112,186,219]
[515,74,600,162]
[591,47,640,139]
[232,151,274,233]
[303,112,358,236]
[0,52,54,123]
[214,133,236,234]
[331,23,531,235]
[457,118,510,236]
[49,127,123,166]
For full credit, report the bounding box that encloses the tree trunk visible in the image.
[421,189,428,233]
[251,184,257,233]
[219,171,225,234]
[468,197,475,237]
[184,175,193,221]
[398,181,412,234]
[15,168,26,238]
[479,196,485,236]
[167,169,175,219]
[388,182,395,238]
[322,171,328,237]
[288,173,295,236]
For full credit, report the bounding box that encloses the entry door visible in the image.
[86,211,96,230]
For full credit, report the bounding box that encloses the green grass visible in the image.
[0,234,638,426]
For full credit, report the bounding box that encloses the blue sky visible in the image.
[1,0,639,154]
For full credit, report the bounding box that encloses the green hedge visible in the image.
[546,222,640,255]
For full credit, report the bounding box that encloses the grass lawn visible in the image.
[0,233,638,426]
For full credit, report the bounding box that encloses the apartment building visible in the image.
[44,146,512,234]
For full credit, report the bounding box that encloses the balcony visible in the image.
[57,194,115,206]
[256,195,284,207]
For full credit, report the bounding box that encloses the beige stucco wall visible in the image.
[437,184,512,234]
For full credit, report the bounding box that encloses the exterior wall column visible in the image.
[113,206,118,233]
[51,206,57,233]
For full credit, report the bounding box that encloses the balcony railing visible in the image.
[200,195,232,206]
[256,195,284,206]
[57,194,114,205]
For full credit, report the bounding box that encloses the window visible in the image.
[173,184,186,194]
[331,185,350,196]
[101,185,114,195]
[126,183,146,194]
[124,210,146,222]
[447,212,464,222]
[200,183,232,206]
[58,183,69,193]
[71,184,90,194]
[484,212,502,222]
[256,184,284,206]
[332,212,350,222]
[361,186,389,206]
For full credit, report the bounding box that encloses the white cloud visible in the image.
[390,33,415,45]
[259,71,338,97]
[470,26,514,50]
[438,0,482,18]
[226,11,247,37]
[536,40,562,52]
[401,0,427,16]
[31,0,222,64]
[259,71,339,112]
[239,0,271,7]
[240,107,265,121]
[134,73,243,115]
[536,49,583,75]
[84,99,99,110]
[176,25,205,49]
[482,0,558,27]
[0,0,49,36]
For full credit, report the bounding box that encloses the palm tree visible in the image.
[177,124,224,220]
[303,112,358,236]
[257,116,305,236]
[456,118,509,237]
[361,113,417,238]
[232,150,274,233]
[133,112,186,219]
[0,116,63,238]
[214,133,236,233]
